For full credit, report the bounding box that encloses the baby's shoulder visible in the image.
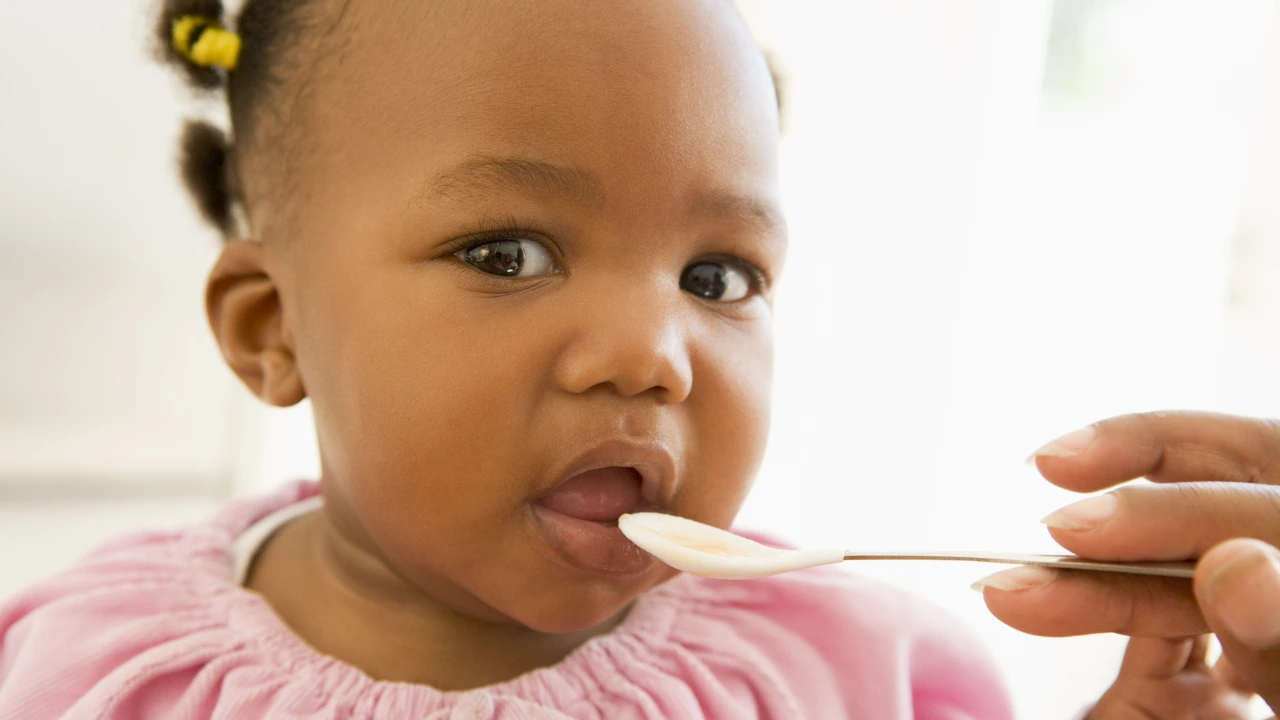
[0,483,319,718]
[0,481,315,614]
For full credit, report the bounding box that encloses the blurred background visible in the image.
[2,0,1279,717]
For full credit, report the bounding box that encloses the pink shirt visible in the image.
[0,482,1012,719]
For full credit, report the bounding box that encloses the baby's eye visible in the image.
[458,239,555,277]
[680,261,754,302]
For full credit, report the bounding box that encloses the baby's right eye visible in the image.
[457,239,555,277]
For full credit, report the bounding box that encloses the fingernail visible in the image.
[1027,425,1097,462]
[1040,493,1119,531]
[1204,543,1280,648]
[970,566,1058,593]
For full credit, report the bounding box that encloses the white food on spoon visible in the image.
[618,512,845,580]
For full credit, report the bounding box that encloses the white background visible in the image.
[3,1,1279,717]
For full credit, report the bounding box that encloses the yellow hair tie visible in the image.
[172,16,241,71]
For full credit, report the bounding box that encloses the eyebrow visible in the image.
[426,155,605,207]
[689,188,786,234]
[422,154,785,235]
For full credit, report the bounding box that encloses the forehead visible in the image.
[302,0,779,213]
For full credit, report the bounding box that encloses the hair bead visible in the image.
[172,16,241,70]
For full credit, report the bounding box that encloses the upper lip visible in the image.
[542,439,677,510]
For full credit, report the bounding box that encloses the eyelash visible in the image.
[700,254,770,295]
[439,218,557,259]
[441,221,772,296]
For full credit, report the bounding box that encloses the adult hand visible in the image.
[1089,635,1255,718]
[972,412,1280,714]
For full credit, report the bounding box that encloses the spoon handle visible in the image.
[841,551,1195,578]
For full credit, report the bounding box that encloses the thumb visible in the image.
[1195,538,1280,714]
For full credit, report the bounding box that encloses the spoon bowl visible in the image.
[618,512,844,579]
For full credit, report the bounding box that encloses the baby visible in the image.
[0,1,1249,718]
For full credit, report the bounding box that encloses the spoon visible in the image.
[617,512,1196,580]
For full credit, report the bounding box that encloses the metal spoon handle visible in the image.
[841,551,1196,579]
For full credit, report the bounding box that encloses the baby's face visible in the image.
[269,0,783,632]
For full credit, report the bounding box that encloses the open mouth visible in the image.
[534,466,647,524]
[530,447,674,577]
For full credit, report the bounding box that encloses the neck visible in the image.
[246,509,624,689]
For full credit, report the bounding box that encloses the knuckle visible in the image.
[1121,576,1204,636]
[1263,487,1280,537]
[1120,578,1159,635]
[1252,419,1280,484]
[1197,447,1253,484]
[1084,573,1147,636]
[1257,417,1280,440]
[1127,411,1170,440]
[1174,483,1248,544]
[1170,481,1217,505]
[1116,412,1170,471]
[1108,485,1149,519]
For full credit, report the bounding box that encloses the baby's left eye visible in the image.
[457,239,555,277]
[680,261,754,302]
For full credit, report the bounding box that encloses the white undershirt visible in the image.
[230,495,324,586]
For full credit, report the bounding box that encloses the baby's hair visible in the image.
[155,0,324,238]
[156,0,784,239]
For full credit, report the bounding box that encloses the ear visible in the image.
[206,240,305,407]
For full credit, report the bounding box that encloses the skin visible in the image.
[978,412,1280,717]
[204,0,784,691]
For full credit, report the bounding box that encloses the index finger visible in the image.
[1029,411,1280,492]
[1042,482,1280,561]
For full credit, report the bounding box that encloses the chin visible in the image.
[508,569,673,635]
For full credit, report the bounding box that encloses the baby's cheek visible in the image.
[303,279,530,526]
[681,331,773,524]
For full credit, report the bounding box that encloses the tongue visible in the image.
[538,467,643,522]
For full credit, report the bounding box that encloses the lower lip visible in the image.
[530,505,657,577]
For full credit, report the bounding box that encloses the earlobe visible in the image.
[206,240,305,407]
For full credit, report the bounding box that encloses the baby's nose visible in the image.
[552,283,693,403]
